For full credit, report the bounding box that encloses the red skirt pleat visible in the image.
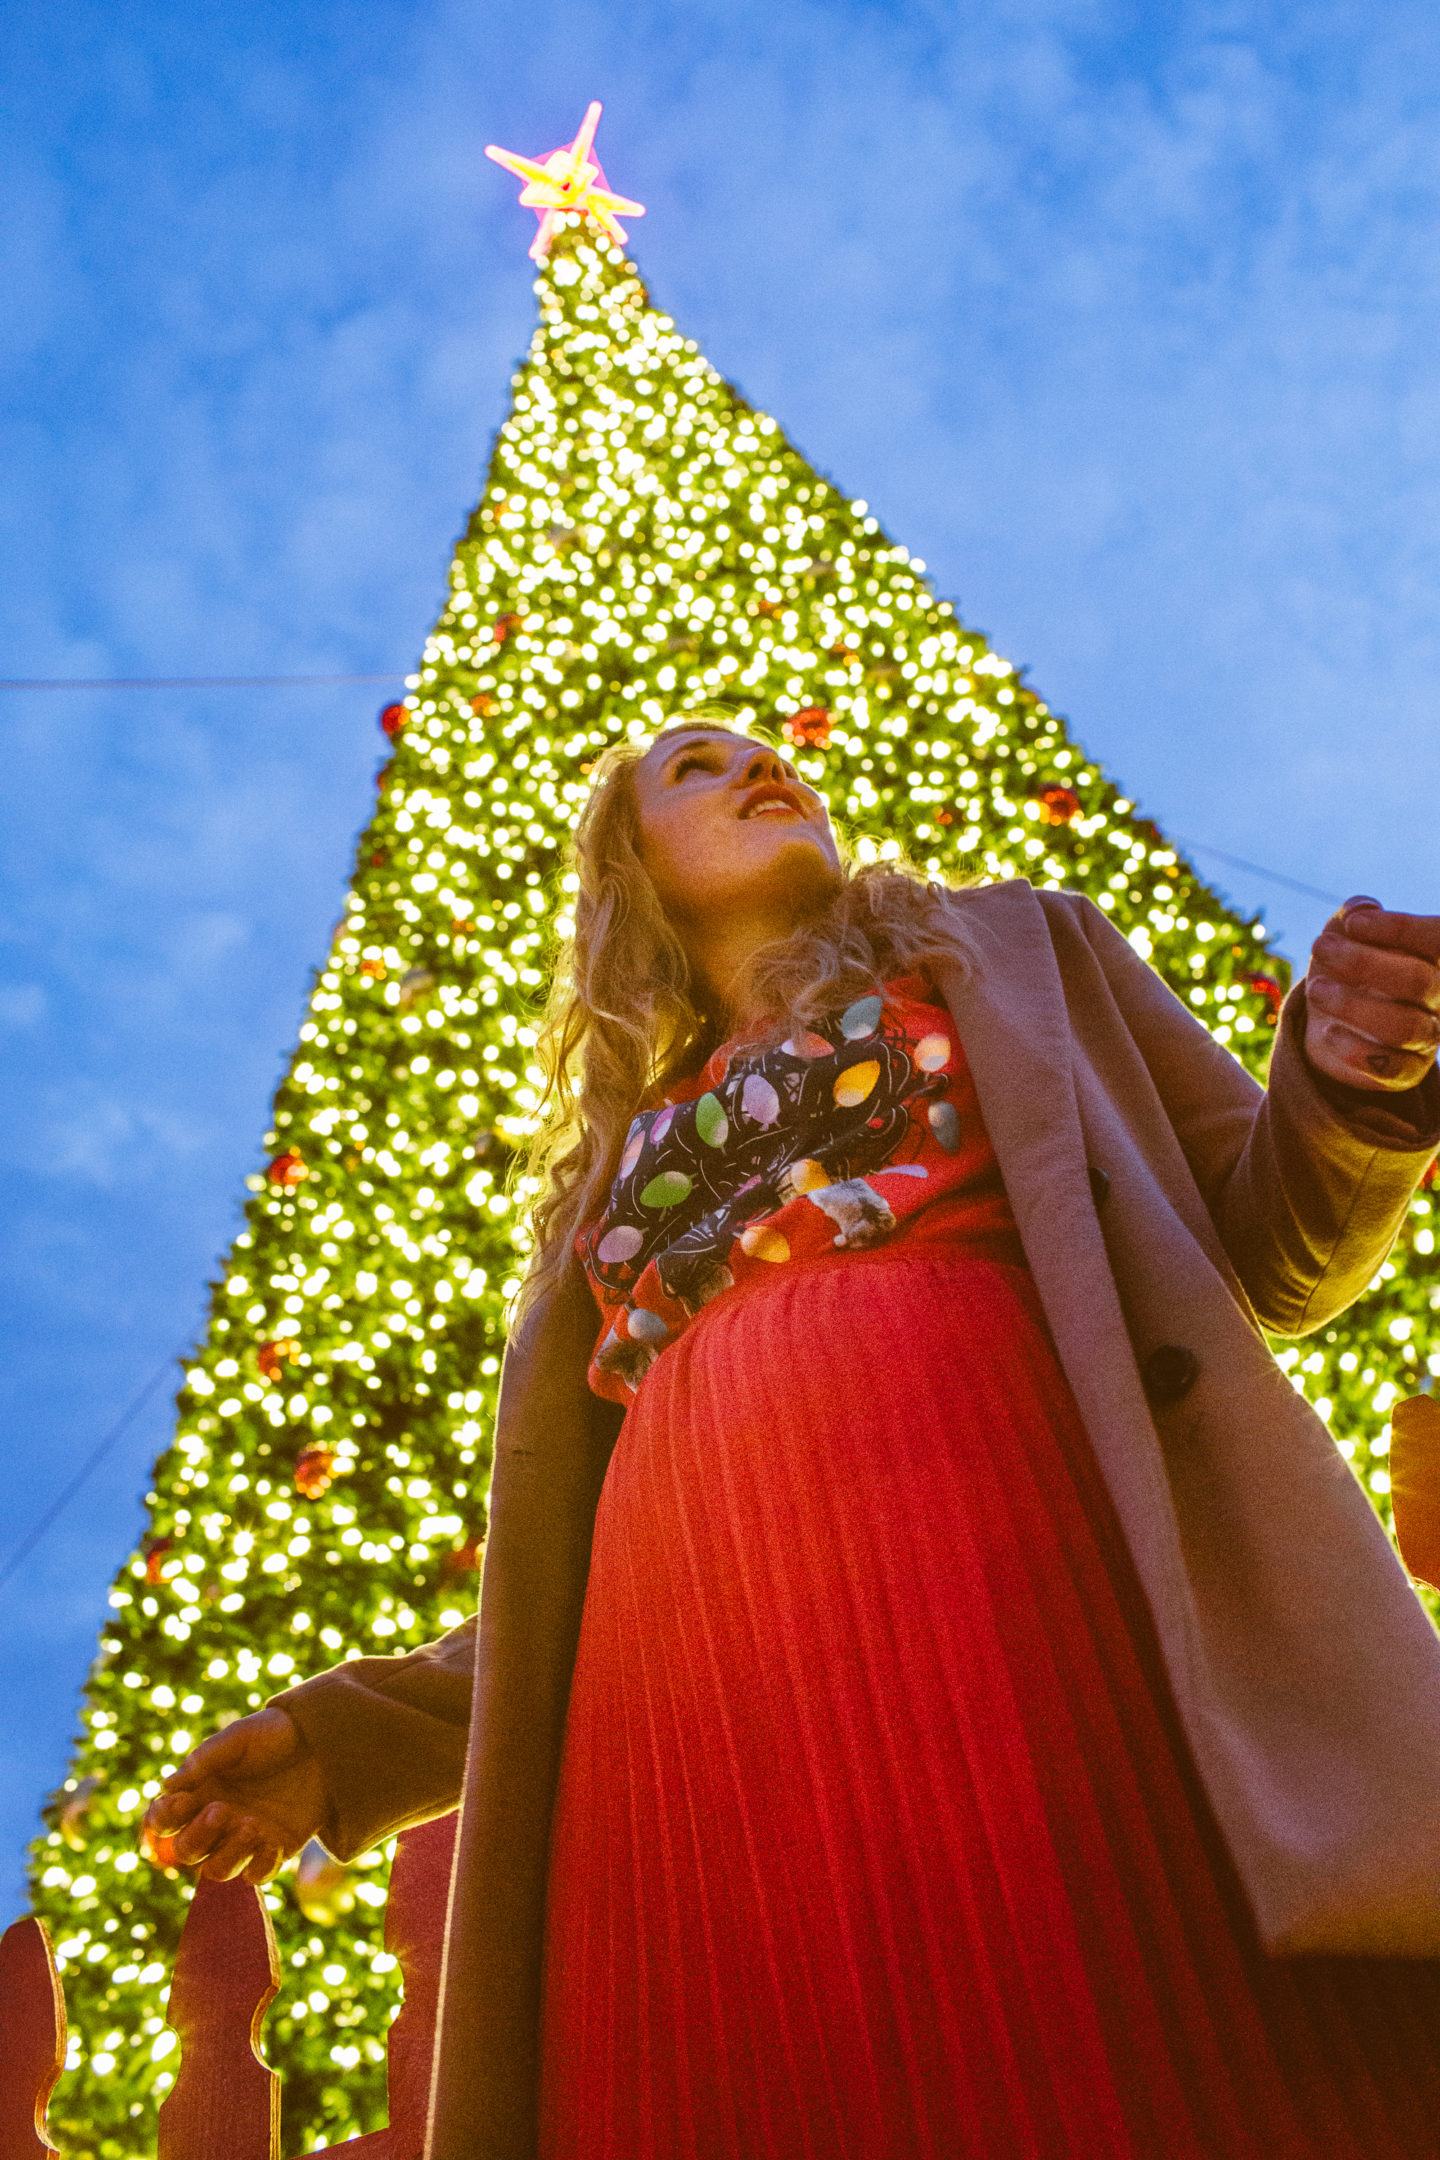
[537,1249,1440,2159]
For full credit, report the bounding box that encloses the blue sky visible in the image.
[3,0,1439,1915]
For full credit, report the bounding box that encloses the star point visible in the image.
[485,100,646,262]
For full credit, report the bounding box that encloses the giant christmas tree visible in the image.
[30,104,1439,2157]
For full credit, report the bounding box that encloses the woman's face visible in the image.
[630,727,844,932]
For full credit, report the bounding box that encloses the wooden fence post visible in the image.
[0,1914,66,2159]
[316,1812,457,2159]
[156,1876,280,2160]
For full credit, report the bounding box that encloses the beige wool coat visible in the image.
[271,876,1440,2160]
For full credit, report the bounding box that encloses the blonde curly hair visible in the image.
[514,712,987,1314]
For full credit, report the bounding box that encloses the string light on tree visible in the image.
[30,112,1435,2157]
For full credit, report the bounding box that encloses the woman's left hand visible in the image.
[1303,896,1440,1093]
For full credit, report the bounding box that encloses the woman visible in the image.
[145,718,1440,2160]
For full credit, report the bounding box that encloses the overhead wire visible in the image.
[0,669,1352,905]
[0,671,403,690]
[0,1355,176,1603]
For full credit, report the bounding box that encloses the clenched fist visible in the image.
[139,1704,330,1886]
[1304,897,1440,1095]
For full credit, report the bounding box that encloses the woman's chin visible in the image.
[740,820,834,865]
[755,833,844,910]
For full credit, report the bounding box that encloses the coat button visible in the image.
[1142,1344,1200,1406]
[1088,1164,1111,1212]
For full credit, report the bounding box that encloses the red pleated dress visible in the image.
[537,974,1440,2159]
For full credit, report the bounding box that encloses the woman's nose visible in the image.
[740,748,787,785]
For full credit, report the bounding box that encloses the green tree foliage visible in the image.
[30,212,1438,2156]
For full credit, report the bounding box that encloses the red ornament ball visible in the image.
[257,1336,301,1382]
[442,1537,486,1577]
[1421,1158,1439,1192]
[492,612,524,645]
[144,1536,175,1586]
[266,1149,309,1188]
[378,701,408,739]
[294,1444,337,1499]
[1245,972,1285,1025]
[1034,784,1081,826]
[782,705,833,749]
[141,1823,179,1869]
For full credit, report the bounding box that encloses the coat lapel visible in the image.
[924,876,1200,1682]
[926,878,1085,1250]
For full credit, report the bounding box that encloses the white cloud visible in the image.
[0,985,46,1029]
[27,1092,214,1189]
[161,909,251,975]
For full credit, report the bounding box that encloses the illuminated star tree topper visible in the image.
[485,98,646,262]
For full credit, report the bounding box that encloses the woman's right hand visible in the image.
[139,1704,331,1885]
